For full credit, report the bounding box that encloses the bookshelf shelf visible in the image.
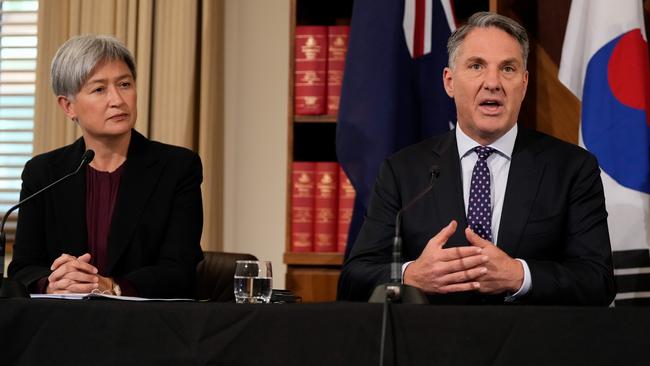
[294,115,337,123]
[284,252,344,266]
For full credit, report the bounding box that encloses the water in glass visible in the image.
[234,276,272,303]
[234,260,272,303]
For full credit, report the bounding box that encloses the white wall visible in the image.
[223,0,290,287]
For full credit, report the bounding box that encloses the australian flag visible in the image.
[336,0,457,257]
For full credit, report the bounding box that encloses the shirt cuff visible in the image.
[505,258,531,302]
[401,261,414,283]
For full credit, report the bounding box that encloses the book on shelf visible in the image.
[294,26,327,115]
[294,25,350,117]
[291,162,316,252]
[337,166,355,253]
[314,162,339,252]
[290,162,356,254]
[327,25,350,116]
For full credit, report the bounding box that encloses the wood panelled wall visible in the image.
[495,0,579,145]
[493,0,650,145]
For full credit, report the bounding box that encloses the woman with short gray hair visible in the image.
[8,34,204,299]
[51,34,137,99]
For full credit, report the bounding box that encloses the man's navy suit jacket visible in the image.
[338,127,616,305]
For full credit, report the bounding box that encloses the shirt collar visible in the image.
[456,123,518,160]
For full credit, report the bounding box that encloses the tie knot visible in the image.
[473,146,495,160]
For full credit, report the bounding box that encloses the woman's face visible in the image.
[58,59,137,141]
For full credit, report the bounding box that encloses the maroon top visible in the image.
[84,163,137,296]
[86,164,124,275]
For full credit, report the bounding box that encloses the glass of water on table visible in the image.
[234,260,273,303]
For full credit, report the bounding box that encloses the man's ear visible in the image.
[442,67,454,98]
[56,95,76,120]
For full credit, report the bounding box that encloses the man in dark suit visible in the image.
[338,12,616,305]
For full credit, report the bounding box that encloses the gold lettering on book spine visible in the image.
[296,35,323,61]
[316,173,336,198]
[293,172,313,197]
[293,233,311,248]
[292,207,312,223]
[329,35,347,60]
[338,208,353,223]
[341,177,355,197]
[328,96,340,111]
[315,207,335,223]
[327,70,343,86]
[315,233,335,245]
[296,70,323,87]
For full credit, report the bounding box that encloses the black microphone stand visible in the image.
[368,166,440,304]
[0,150,95,298]
[367,221,430,304]
[369,166,440,366]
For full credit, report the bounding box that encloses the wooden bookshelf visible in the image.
[284,0,352,303]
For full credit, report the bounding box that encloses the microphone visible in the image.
[370,165,440,366]
[369,165,440,304]
[0,149,95,298]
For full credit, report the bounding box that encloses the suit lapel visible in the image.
[50,137,88,255]
[429,131,468,247]
[106,131,165,273]
[497,128,545,256]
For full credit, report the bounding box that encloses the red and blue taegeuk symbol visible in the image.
[582,29,650,194]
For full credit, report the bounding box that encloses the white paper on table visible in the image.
[30,293,194,302]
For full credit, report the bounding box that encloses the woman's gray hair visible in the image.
[447,12,529,69]
[51,34,137,98]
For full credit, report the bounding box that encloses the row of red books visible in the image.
[294,25,350,116]
[291,162,355,253]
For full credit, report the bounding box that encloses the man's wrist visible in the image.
[402,260,417,285]
[505,259,532,302]
[509,258,524,292]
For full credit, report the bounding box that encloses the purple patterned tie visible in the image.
[467,146,495,242]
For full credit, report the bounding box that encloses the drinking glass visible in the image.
[234,260,273,303]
